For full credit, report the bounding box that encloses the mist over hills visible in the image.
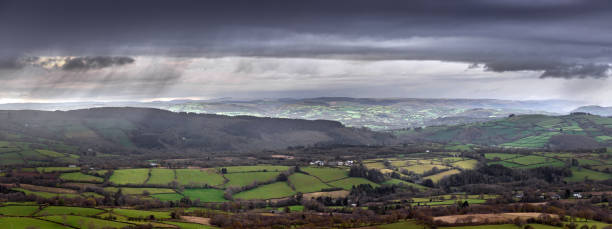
[0,97,585,130]
[0,107,391,153]
[573,105,612,117]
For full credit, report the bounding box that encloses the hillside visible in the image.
[572,105,612,117]
[0,98,577,130]
[0,108,391,154]
[396,113,612,150]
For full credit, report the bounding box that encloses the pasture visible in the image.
[151,193,184,201]
[182,189,227,202]
[111,208,171,219]
[233,182,296,200]
[175,168,225,186]
[423,169,461,183]
[60,172,104,183]
[146,168,175,185]
[35,206,104,216]
[37,167,80,173]
[288,173,331,193]
[224,171,279,188]
[222,165,289,173]
[109,168,149,185]
[0,217,70,229]
[41,215,131,229]
[328,177,380,190]
[0,205,40,216]
[301,167,348,182]
[565,167,612,182]
[103,187,176,195]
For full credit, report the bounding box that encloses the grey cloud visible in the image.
[1,0,612,81]
[482,61,611,79]
[61,56,135,71]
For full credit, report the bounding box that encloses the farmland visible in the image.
[108,168,149,185]
[288,173,331,193]
[224,171,279,188]
[59,172,103,183]
[301,167,348,182]
[233,182,296,200]
[182,189,227,202]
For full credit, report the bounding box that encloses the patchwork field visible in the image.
[146,168,176,185]
[109,168,149,185]
[328,177,380,190]
[0,217,70,229]
[301,167,348,182]
[0,205,40,216]
[222,165,289,173]
[182,188,227,202]
[224,171,279,188]
[176,168,225,187]
[288,173,332,193]
[35,206,104,216]
[233,182,296,200]
[59,172,104,183]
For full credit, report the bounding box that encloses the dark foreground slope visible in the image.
[396,113,612,150]
[0,108,391,152]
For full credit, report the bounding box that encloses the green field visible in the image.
[328,177,380,190]
[484,153,518,160]
[301,167,348,182]
[41,215,130,228]
[175,169,225,186]
[224,171,279,188]
[35,206,104,216]
[288,173,332,193]
[423,169,461,183]
[506,155,554,165]
[60,172,104,183]
[111,208,171,219]
[565,167,612,182]
[401,164,450,175]
[487,161,523,168]
[222,165,289,173]
[0,205,40,216]
[151,193,184,201]
[233,182,296,200]
[109,168,149,185]
[0,217,70,229]
[452,160,478,170]
[36,149,66,158]
[12,188,82,199]
[182,189,227,202]
[374,220,424,229]
[146,168,176,185]
[104,187,175,195]
[37,167,80,173]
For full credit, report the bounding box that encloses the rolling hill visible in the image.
[0,98,579,130]
[395,113,612,150]
[572,105,612,117]
[0,108,391,154]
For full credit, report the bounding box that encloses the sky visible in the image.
[0,0,611,105]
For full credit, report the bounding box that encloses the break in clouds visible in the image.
[0,0,611,102]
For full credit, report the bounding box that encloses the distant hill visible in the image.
[0,98,579,130]
[0,108,391,153]
[572,105,612,117]
[396,113,612,150]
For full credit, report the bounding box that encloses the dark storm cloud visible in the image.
[61,56,135,71]
[1,0,611,78]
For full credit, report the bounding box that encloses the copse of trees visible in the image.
[349,164,386,183]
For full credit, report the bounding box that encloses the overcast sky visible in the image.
[0,0,611,105]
